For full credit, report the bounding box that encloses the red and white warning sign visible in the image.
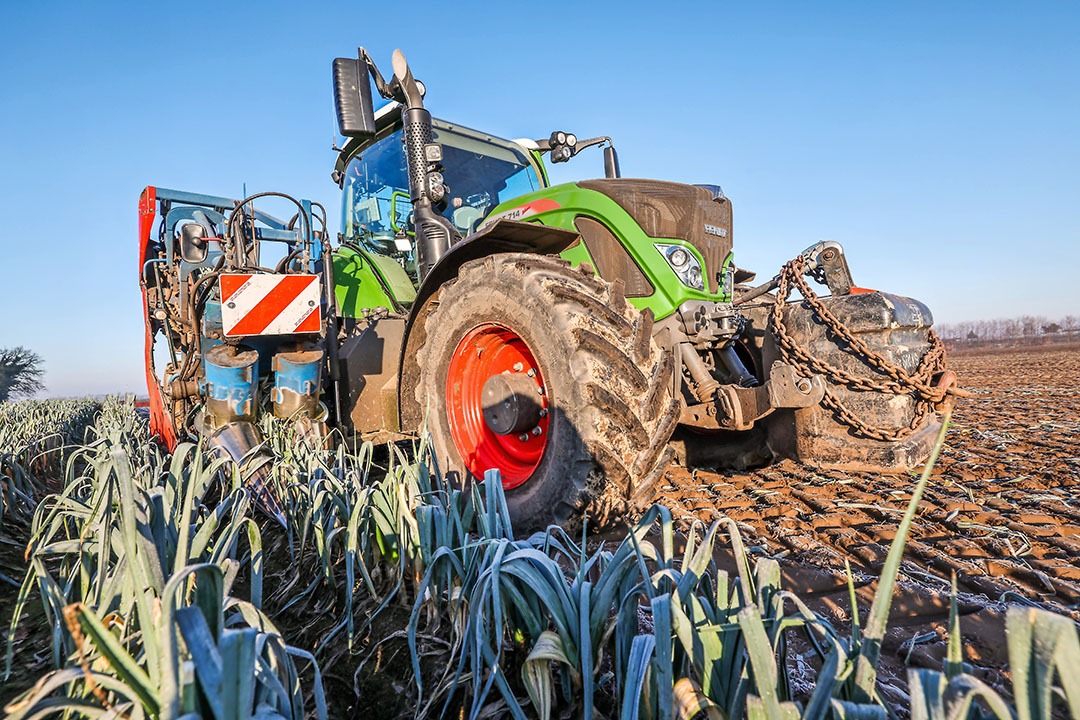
[219,274,322,337]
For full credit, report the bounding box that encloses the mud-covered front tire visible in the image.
[415,253,679,534]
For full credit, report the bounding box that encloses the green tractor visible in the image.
[140,48,957,532]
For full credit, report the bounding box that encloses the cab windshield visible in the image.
[341,119,543,278]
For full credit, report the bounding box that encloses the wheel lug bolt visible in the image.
[513,362,524,372]
[539,408,547,417]
[531,426,542,436]
[518,433,529,442]
[527,368,537,377]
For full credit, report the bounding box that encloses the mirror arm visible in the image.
[357,47,402,102]
[531,136,610,153]
[530,134,621,176]
[532,135,614,156]
[570,136,610,154]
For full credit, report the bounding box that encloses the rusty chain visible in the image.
[768,256,949,441]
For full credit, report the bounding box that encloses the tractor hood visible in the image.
[577,179,732,295]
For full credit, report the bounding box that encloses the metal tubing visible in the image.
[402,107,433,203]
[142,258,167,282]
[718,345,758,387]
[680,343,719,402]
[301,198,315,268]
[205,420,283,525]
[154,187,291,230]
[206,420,265,466]
[734,277,779,305]
[401,106,453,280]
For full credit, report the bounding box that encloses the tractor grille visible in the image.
[574,216,654,297]
[579,179,733,294]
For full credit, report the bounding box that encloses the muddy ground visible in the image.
[649,343,1080,706]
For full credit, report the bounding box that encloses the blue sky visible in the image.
[1,1,1077,397]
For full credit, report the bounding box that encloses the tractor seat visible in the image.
[452,205,484,235]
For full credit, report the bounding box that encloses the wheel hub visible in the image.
[481,372,544,435]
[445,323,549,489]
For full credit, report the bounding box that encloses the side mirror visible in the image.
[332,57,376,139]
[603,145,621,179]
[179,223,209,264]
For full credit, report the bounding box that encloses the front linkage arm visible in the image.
[735,240,856,305]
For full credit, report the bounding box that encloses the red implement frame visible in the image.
[139,186,178,450]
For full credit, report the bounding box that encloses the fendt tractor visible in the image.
[139,48,960,531]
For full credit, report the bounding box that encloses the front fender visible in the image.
[396,219,579,432]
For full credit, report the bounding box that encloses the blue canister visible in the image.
[272,347,324,419]
[204,343,259,426]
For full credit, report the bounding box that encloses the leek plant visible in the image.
[4,399,325,719]
[397,409,1080,720]
[6,401,1080,720]
[0,398,99,536]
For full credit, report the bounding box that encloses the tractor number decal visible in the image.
[219,274,322,337]
[481,198,561,227]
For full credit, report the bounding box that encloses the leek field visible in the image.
[1,397,1077,720]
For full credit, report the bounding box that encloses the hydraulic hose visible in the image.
[276,248,304,273]
[225,191,311,271]
[288,202,327,236]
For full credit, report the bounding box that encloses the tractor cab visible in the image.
[339,116,547,294]
[330,102,552,317]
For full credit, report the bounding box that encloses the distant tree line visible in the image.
[0,346,46,402]
[936,315,1080,345]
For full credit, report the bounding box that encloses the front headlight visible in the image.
[427,172,446,201]
[656,243,705,291]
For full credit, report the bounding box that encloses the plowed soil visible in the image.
[647,343,1080,703]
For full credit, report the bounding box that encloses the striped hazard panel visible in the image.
[219,273,322,337]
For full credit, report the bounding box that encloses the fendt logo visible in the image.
[704,223,728,238]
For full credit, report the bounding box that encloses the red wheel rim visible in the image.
[446,323,549,489]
